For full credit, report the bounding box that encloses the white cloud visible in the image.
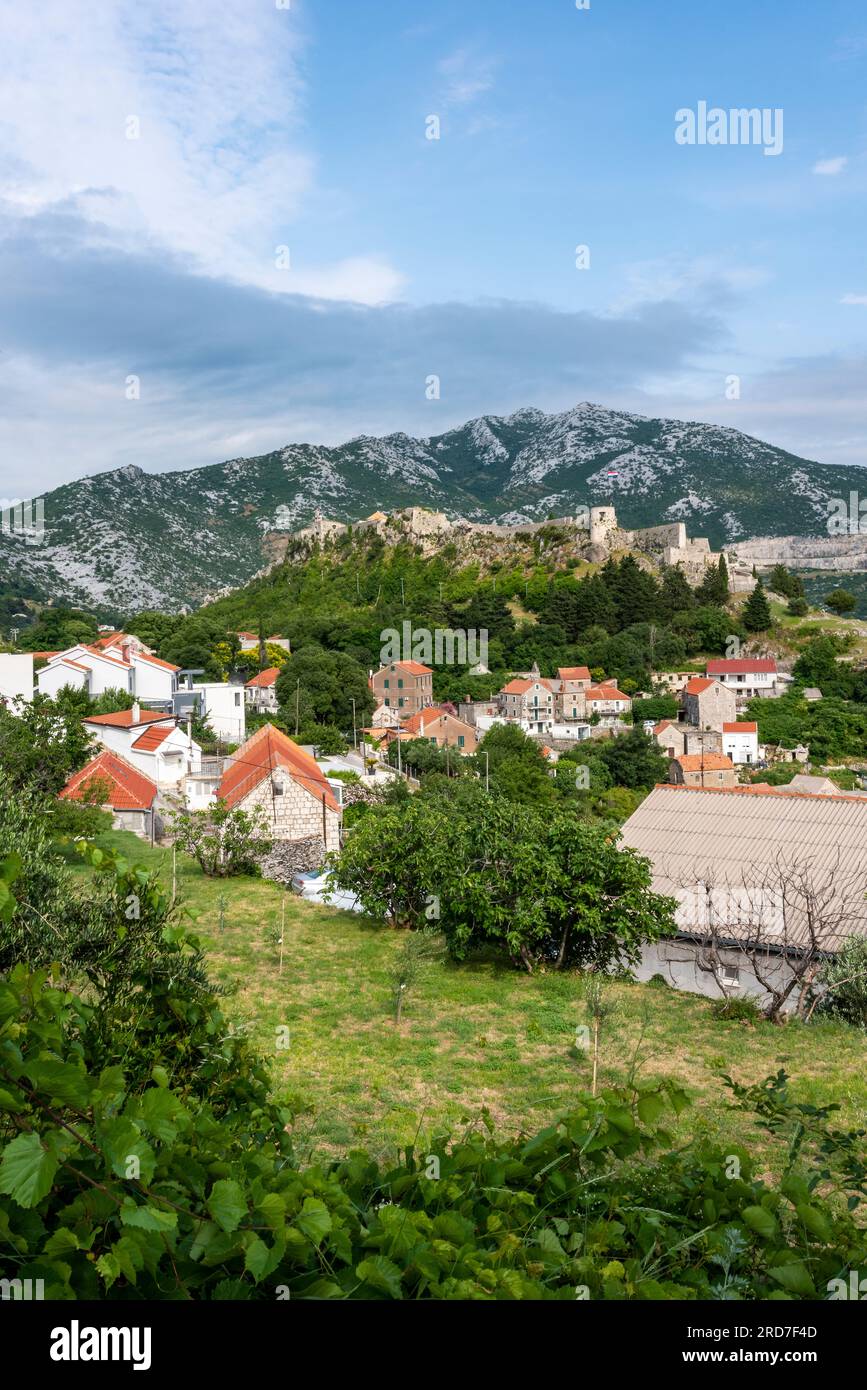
[0,0,404,305]
[841,293,867,305]
[437,48,497,106]
[812,156,848,175]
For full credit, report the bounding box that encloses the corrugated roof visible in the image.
[620,784,867,950]
[60,749,157,811]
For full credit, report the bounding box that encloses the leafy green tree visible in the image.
[695,557,730,608]
[0,695,94,795]
[825,588,857,616]
[597,727,669,791]
[170,801,273,877]
[743,580,772,633]
[787,597,809,617]
[659,564,695,619]
[275,645,374,731]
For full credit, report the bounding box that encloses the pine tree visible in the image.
[696,557,729,607]
[659,564,694,619]
[743,579,772,633]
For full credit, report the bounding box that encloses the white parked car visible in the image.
[291,870,362,915]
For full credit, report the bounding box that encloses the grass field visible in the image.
[72,830,867,1171]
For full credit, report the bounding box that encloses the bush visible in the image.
[711,995,761,1024]
[815,937,867,1029]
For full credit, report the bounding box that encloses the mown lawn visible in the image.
[72,831,867,1170]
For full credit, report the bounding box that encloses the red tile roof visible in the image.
[676,753,735,772]
[217,723,339,813]
[501,678,535,695]
[401,706,466,735]
[723,721,758,733]
[60,749,157,811]
[31,651,60,660]
[684,677,715,695]
[245,666,281,689]
[558,666,591,681]
[388,660,433,676]
[131,724,175,751]
[83,710,173,729]
[587,684,630,702]
[57,658,90,672]
[707,658,777,675]
[82,645,130,668]
[654,719,674,734]
[135,652,180,672]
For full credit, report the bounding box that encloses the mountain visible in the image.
[2,403,862,614]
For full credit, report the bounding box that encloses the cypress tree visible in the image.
[743,579,772,633]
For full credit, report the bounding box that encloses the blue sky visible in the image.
[1,0,866,498]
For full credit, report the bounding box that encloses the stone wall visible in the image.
[239,767,340,852]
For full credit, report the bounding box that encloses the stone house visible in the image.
[401,706,478,753]
[652,720,721,759]
[498,677,555,734]
[215,724,340,852]
[585,683,632,724]
[669,752,738,789]
[370,660,434,716]
[680,677,737,731]
[60,748,159,840]
[552,665,592,721]
[706,658,778,702]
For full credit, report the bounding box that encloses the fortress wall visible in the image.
[631,521,688,551]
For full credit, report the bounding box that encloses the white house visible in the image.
[244,666,280,713]
[706,658,778,701]
[83,705,201,787]
[174,682,246,744]
[721,721,760,766]
[0,653,34,706]
[36,641,179,704]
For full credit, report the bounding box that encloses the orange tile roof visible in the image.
[684,677,715,695]
[501,678,536,695]
[131,724,174,751]
[675,753,734,771]
[558,666,591,681]
[217,723,339,813]
[57,658,90,672]
[60,749,157,811]
[723,721,758,733]
[135,652,180,672]
[83,645,130,668]
[83,710,173,728]
[654,719,674,734]
[391,660,433,676]
[587,684,630,702]
[401,706,464,735]
[31,651,60,660]
[245,666,281,689]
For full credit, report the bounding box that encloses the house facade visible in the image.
[36,640,179,705]
[215,724,340,853]
[706,658,778,702]
[553,666,592,722]
[83,706,201,787]
[370,660,434,716]
[245,666,280,712]
[401,707,478,753]
[722,721,760,765]
[585,684,632,724]
[499,678,555,734]
[669,752,738,789]
[680,677,737,731]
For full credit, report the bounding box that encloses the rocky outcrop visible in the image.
[729,534,867,572]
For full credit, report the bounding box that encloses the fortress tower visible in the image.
[589,506,619,548]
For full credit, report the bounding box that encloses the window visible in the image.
[458,735,465,748]
[384,679,390,689]
[398,679,403,689]
[429,737,436,745]
[721,964,740,987]
[234,692,241,706]
[272,778,284,795]
[398,697,404,707]
[384,698,390,707]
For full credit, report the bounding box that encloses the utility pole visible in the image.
[484,750,489,793]
[351,696,357,751]
[400,576,405,606]
[397,734,402,778]
[294,679,300,736]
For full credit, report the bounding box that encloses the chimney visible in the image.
[121,641,131,663]
[131,700,140,723]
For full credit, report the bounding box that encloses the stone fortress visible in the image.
[294,505,756,592]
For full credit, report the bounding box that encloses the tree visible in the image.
[695,557,729,608]
[825,588,857,616]
[0,695,94,795]
[742,580,772,633]
[597,727,669,791]
[787,597,809,618]
[659,564,695,620]
[169,801,273,877]
[275,645,374,731]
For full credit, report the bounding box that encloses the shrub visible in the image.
[815,937,867,1030]
[711,995,761,1024]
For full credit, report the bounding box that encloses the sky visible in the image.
[1,0,866,500]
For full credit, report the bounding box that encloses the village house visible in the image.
[215,723,340,854]
[706,657,778,702]
[400,706,478,754]
[245,666,280,713]
[369,660,434,716]
[235,631,291,654]
[669,752,738,789]
[585,683,632,725]
[60,748,159,840]
[457,699,506,734]
[36,639,179,706]
[651,670,699,695]
[721,721,760,765]
[0,652,34,706]
[652,719,721,760]
[498,677,555,734]
[83,705,201,787]
[173,679,246,744]
[621,783,867,1013]
[680,676,737,731]
[552,666,592,721]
